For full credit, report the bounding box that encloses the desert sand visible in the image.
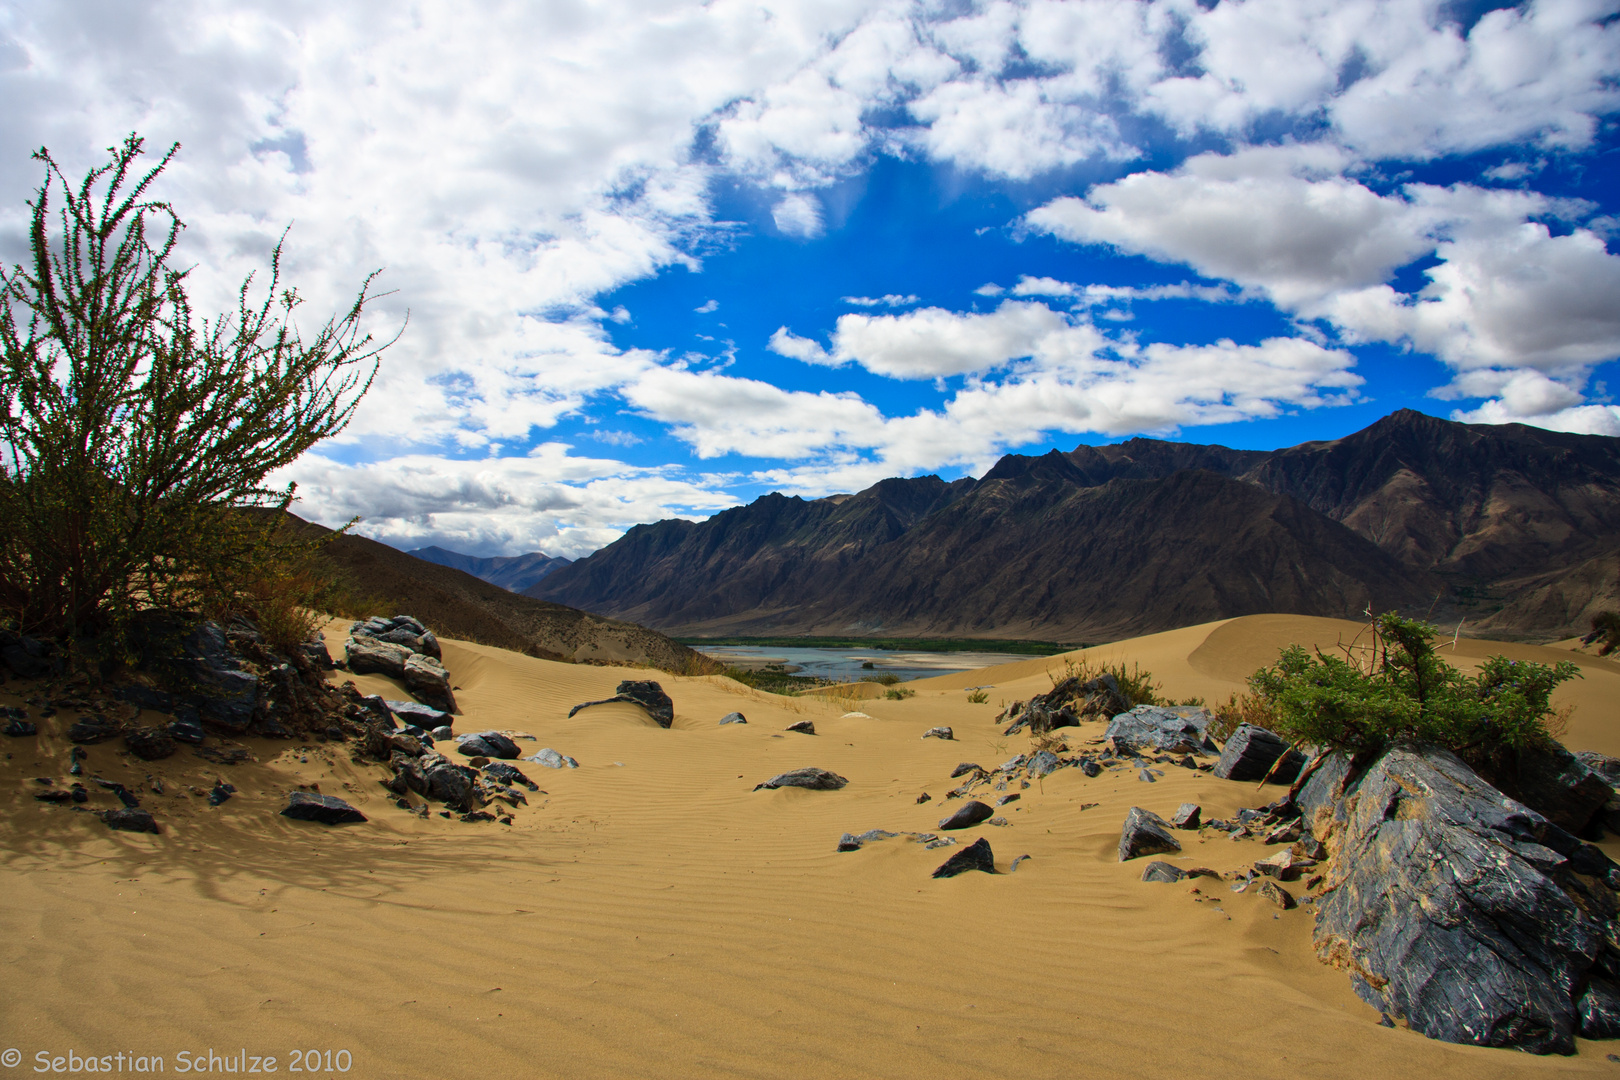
[3,614,1618,1078]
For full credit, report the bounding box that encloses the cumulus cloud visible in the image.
[771,192,825,238]
[842,294,920,307]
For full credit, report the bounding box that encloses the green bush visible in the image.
[884,687,916,700]
[0,136,392,663]
[1249,613,1580,762]
[965,688,989,704]
[1585,611,1620,656]
[859,672,902,686]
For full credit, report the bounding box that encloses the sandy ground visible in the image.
[3,614,1619,1078]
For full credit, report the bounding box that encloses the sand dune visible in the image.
[3,615,1618,1077]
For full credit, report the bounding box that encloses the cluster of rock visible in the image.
[998,672,1132,735]
[344,616,456,713]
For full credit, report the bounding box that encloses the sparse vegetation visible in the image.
[1248,612,1580,764]
[1048,654,1164,706]
[884,687,916,700]
[0,135,392,666]
[859,672,902,686]
[965,688,989,704]
[1584,611,1620,656]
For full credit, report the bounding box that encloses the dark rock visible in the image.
[71,784,87,803]
[208,782,236,806]
[424,763,478,811]
[431,725,454,739]
[1311,746,1620,1054]
[1577,751,1620,787]
[568,680,674,727]
[754,767,848,791]
[1256,879,1296,909]
[921,726,954,740]
[102,807,159,833]
[1009,854,1032,872]
[68,717,121,744]
[115,684,174,712]
[1171,803,1201,829]
[1475,742,1612,836]
[481,762,538,790]
[719,712,747,725]
[34,789,74,803]
[460,810,499,823]
[996,793,1020,806]
[785,720,817,735]
[357,696,398,726]
[174,621,261,731]
[298,635,333,670]
[838,828,900,851]
[123,727,176,761]
[3,719,36,737]
[401,653,456,713]
[525,748,579,769]
[388,756,428,796]
[916,792,931,803]
[1137,768,1157,783]
[1214,724,1305,784]
[457,731,521,759]
[932,837,995,878]
[112,784,140,808]
[950,762,983,778]
[1141,860,1187,883]
[1027,750,1062,778]
[938,800,994,830]
[280,791,367,824]
[1292,835,1328,861]
[1118,807,1181,861]
[1107,705,1215,756]
[1079,758,1102,778]
[258,718,294,739]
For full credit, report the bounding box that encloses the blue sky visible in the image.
[2,0,1618,557]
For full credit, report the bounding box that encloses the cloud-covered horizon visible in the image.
[2,0,1617,557]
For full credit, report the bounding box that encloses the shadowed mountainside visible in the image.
[287,516,705,670]
[409,545,571,593]
[531,410,1620,642]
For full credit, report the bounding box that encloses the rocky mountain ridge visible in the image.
[531,410,1620,642]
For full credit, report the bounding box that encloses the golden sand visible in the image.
[3,615,1617,1078]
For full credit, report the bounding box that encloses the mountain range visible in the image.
[528,410,1620,643]
[408,546,571,593]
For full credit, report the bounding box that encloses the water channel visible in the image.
[691,644,1054,684]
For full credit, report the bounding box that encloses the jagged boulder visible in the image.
[1474,742,1611,836]
[1214,723,1305,783]
[1118,807,1181,861]
[402,653,456,713]
[569,680,675,727]
[1107,705,1216,756]
[1301,746,1620,1054]
[345,636,411,679]
[457,731,520,759]
[281,792,366,825]
[754,767,848,791]
[932,837,996,878]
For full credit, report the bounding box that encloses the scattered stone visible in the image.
[938,800,993,830]
[1009,854,1032,872]
[785,720,817,735]
[996,793,1020,806]
[987,816,1010,827]
[1079,759,1102,778]
[1141,860,1188,884]
[1027,750,1062,778]
[950,762,983,778]
[280,791,367,825]
[298,634,333,670]
[1263,821,1302,845]
[123,726,176,761]
[1137,768,1157,783]
[754,767,848,791]
[568,680,675,727]
[431,725,454,740]
[1292,835,1328,861]
[166,718,206,745]
[837,829,900,852]
[34,789,74,803]
[1213,724,1305,784]
[525,748,579,769]
[1107,705,1216,756]
[386,700,451,728]
[923,837,955,850]
[2,719,36,737]
[208,782,236,806]
[916,792,931,804]
[345,636,412,679]
[481,762,539,791]
[719,712,747,725]
[460,810,499,823]
[457,731,521,759]
[932,837,996,878]
[1169,803,1201,829]
[424,763,478,812]
[921,726,954,741]
[68,717,121,744]
[1255,879,1295,909]
[1301,746,1620,1054]
[1254,850,1299,880]
[101,807,159,833]
[1118,806,1182,861]
[71,784,88,803]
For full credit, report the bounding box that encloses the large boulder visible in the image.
[402,653,456,713]
[280,792,367,825]
[177,621,261,731]
[932,837,996,878]
[939,801,994,830]
[753,767,848,791]
[1107,706,1215,756]
[457,731,520,759]
[1305,746,1620,1054]
[344,636,411,679]
[568,680,675,727]
[424,761,479,812]
[1214,724,1305,783]
[1474,742,1611,836]
[1118,807,1181,861]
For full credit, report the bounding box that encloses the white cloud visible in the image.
[842,293,920,307]
[771,191,825,238]
[693,299,719,313]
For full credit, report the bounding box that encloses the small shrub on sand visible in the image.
[1584,611,1620,656]
[965,688,989,704]
[860,672,902,686]
[1048,654,1164,708]
[884,687,916,700]
[1249,612,1580,764]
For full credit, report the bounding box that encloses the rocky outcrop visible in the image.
[754,768,848,791]
[1107,705,1216,756]
[1299,746,1620,1054]
[1214,724,1305,783]
[346,615,458,714]
[281,792,367,825]
[1004,674,1131,735]
[568,680,674,727]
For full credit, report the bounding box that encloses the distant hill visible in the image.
[531,410,1620,642]
[407,545,571,593]
[281,516,704,671]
